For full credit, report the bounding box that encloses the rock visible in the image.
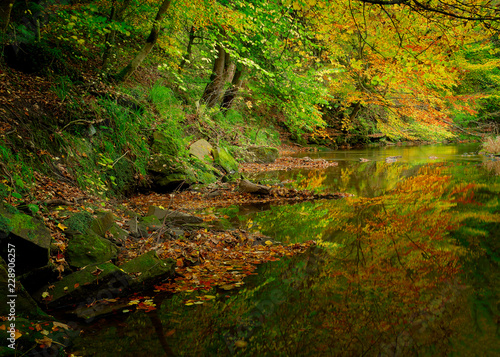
[147,206,203,225]
[239,179,271,195]
[359,158,370,162]
[428,156,438,160]
[246,146,279,163]
[148,153,218,191]
[138,215,162,235]
[67,231,119,268]
[119,250,175,289]
[231,146,279,163]
[0,259,47,319]
[34,262,131,308]
[91,211,116,237]
[213,146,239,174]
[0,204,51,274]
[189,139,213,162]
[107,224,129,243]
[385,155,402,163]
[151,131,181,155]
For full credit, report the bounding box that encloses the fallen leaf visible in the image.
[235,340,248,348]
[35,336,53,347]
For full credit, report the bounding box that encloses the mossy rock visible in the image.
[34,262,131,308]
[0,205,51,274]
[148,153,218,191]
[91,211,116,237]
[151,131,181,155]
[67,231,118,268]
[0,260,46,319]
[247,146,279,163]
[213,146,239,174]
[64,211,94,234]
[138,215,162,235]
[119,250,175,288]
[108,224,129,241]
[0,205,51,249]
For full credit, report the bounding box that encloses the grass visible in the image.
[482,136,500,154]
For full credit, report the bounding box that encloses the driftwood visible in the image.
[239,179,271,195]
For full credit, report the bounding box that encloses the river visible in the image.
[70,143,500,356]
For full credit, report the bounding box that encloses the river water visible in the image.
[71,143,499,356]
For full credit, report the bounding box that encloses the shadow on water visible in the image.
[70,144,499,356]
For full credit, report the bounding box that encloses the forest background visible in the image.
[1,0,500,200]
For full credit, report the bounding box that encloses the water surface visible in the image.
[71,144,500,356]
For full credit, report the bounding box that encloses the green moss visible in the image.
[0,215,12,235]
[65,211,93,234]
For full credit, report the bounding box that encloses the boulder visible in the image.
[66,231,118,268]
[189,139,213,163]
[151,131,181,155]
[232,146,279,163]
[148,153,219,191]
[119,250,175,288]
[0,204,51,274]
[34,262,131,308]
[90,211,116,237]
[213,146,239,174]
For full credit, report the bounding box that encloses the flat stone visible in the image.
[34,262,131,308]
[189,139,213,163]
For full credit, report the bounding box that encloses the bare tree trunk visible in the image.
[221,65,244,111]
[201,44,227,108]
[115,0,172,82]
[0,0,15,32]
[102,0,131,70]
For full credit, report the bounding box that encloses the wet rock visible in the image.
[0,204,51,274]
[119,250,175,289]
[66,231,118,268]
[34,262,131,308]
[147,206,203,225]
[189,139,213,163]
[359,158,370,162]
[385,155,402,163]
[428,156,438,160]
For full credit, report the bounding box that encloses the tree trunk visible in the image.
[221,65,244,111]
[102,0,132,70]
[0,0,15,32]
[201,44,228,108]
[115,0,172,82]
[178,26,196,73]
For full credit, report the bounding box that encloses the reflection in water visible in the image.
[71,144,499,356]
